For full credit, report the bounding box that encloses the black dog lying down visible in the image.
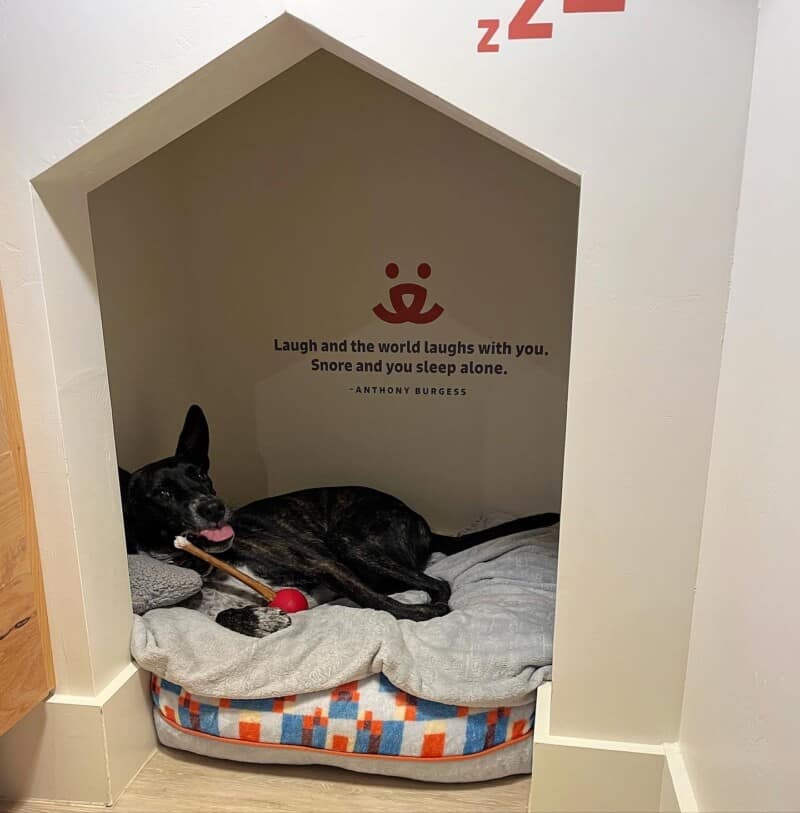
[120,406,558,635]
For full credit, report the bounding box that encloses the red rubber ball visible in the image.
[268,588,309,614]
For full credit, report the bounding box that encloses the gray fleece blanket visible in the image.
[131,524,558,708]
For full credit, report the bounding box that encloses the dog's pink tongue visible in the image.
[199,525,234,543]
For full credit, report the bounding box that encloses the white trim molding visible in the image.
[529,684,698,813]
[0,663,156,805]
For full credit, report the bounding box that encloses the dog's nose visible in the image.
[197,499,226,524]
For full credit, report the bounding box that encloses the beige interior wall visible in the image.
[89,51,578,530]
[679,1,800,810]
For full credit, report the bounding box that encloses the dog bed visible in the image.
[133,523,558,781]
[151,672,535,782]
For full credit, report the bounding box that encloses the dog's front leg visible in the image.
[181,587,291,637]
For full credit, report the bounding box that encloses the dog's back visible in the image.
[230,485,433,589]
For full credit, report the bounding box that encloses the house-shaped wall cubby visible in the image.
[0,4,759,810]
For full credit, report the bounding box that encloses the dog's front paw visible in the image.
[215,605,291,638]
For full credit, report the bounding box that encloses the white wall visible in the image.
[679,1,800,810]
[89,51,579,529]
[0,1,759,803]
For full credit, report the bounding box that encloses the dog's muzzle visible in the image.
[187,525,235,554]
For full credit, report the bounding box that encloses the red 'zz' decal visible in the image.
[508,0,554,40]
[477,18,501,52]
[564,0,626,11]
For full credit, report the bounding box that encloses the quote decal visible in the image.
[271,260,550,398]
[272,338,549,397]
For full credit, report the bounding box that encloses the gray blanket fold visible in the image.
[131,524,558,708]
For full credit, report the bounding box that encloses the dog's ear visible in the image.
[175,405,210,469]
[118,467,131,506]
[118,468,139,553]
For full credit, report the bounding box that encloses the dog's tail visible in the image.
[430,512,559,555]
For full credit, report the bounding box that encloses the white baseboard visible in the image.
[0,663,156,805]
[529,684,698,813]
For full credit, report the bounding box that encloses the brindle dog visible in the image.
[121,405,558,636]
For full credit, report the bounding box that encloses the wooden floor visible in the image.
[2,748,531,813]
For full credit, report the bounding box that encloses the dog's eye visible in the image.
[156,488,173,500]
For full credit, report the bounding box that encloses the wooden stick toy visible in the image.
[174,536,277,602]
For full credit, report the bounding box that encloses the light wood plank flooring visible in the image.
[1,748,531,813]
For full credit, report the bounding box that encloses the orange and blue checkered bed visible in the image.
[152,673,534,758]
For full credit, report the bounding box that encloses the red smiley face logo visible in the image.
[373,263,444,324]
